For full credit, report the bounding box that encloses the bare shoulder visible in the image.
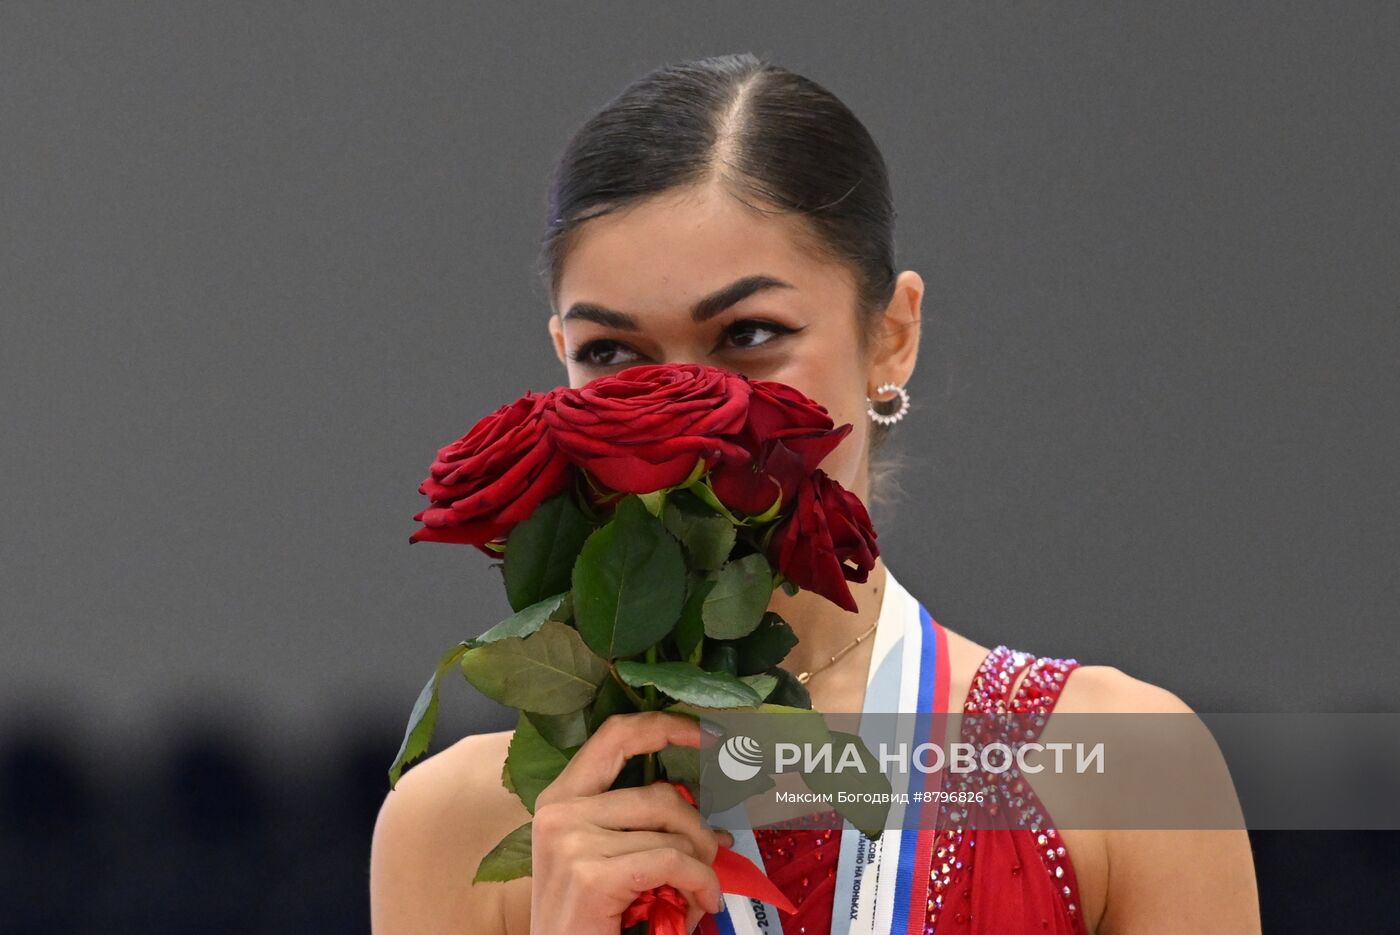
[1053,663,1196,715]
[1049,665,1261,934]
[936,629,1194,716]
[935,627,1259,932]
[370,729,532,935]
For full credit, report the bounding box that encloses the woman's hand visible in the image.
[529,711,735,935]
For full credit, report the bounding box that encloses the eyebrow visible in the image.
[561,274,795,330]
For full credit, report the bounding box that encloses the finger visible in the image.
[540,711,702,803]
[595,829,707,861]
[574,782,720,862]
[683,890,708,932]
[607,847,722,914]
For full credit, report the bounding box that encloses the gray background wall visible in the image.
[4,5,1398,931]
[2,0,1397,788]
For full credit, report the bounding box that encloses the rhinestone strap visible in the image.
[921,646,1084,933]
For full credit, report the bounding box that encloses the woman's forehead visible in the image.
[555,187,851,317]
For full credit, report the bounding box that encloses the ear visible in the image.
[547,313,569,367]
[869,270,923,391]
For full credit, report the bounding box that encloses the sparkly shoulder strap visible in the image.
[962,645,1080,715]
[962,645,1033,713]
[1008,652,1080,715]
[929,647,1088,934]
[942,646,1087,933]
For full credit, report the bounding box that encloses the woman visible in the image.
[370,53,1260,934]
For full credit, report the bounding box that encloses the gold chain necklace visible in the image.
[794,617,880,685]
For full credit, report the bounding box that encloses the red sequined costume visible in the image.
[747,645,1086,935]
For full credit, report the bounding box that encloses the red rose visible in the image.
[744,378,837,440]
[543,363,753,494]
[709,379,851,516]
[765,470,879,613]
[409,389,571,550]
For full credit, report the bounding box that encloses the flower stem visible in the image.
[644,645,659,707]
[608,663,647,710]
[643,645,659,783]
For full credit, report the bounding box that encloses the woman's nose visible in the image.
[642,343,709,368]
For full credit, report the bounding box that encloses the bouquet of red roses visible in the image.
[389,362,881,931]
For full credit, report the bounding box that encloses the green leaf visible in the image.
[701,764,777,814]
[662,500,737,571]
[674,573,714,662]
[733,612,798,674]
[500,752,515,795]
[572,495,686,659]
[667,700,817,718]
[461,621,607,714]
[667,701,833,750]
[663,487,712,514]
[586,672,637,733]
[473,821,534,883]
[765,666,813,709]
[657,742,700,786]
[503,493,592,612]
[387,641,471,788]
[473,592,572,645]
[779,576,799,597]
[700,642,739,676]
[524,709,588,750]
[616,660,763,708]
[800,730,891,840]
[739,673,779,702]
[505,712,572,812]
[702,553,774,640]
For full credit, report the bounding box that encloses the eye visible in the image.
[722,319,801,350]
[568,338,643,368]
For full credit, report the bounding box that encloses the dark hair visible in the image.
[537,53,907,502]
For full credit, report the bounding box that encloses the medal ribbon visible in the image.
[706,569,950,935]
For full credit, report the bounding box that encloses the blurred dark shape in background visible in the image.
[0,714,1396,933]
[0,716,400,934]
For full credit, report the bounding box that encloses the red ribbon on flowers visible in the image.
[711,841,798,913]
[621,883,689,935]
[623,782,797,933]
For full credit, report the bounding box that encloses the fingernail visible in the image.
[699,719,724,740]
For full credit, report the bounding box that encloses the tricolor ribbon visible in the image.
[703,568,951,935]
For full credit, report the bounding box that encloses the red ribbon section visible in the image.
[621,883,689,935]
[711,843,797,914]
